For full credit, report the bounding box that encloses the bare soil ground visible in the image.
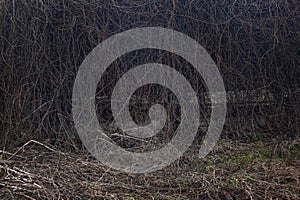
[0,138,299,199]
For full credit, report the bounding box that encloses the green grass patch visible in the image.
[219,151,269,165]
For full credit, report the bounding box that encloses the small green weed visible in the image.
[252,133,262,142]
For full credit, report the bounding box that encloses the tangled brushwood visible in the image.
[0,0,299,199]
[0,0,299,149]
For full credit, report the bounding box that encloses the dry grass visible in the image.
[0,138,299,199]
[0,1,299,199]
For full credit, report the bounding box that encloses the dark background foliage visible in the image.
[0,0,299,150]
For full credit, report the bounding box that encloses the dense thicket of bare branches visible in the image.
[0,0,299,149]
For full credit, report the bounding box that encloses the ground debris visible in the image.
[0,138,299,199]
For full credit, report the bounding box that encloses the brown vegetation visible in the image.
[0,0,299,199]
